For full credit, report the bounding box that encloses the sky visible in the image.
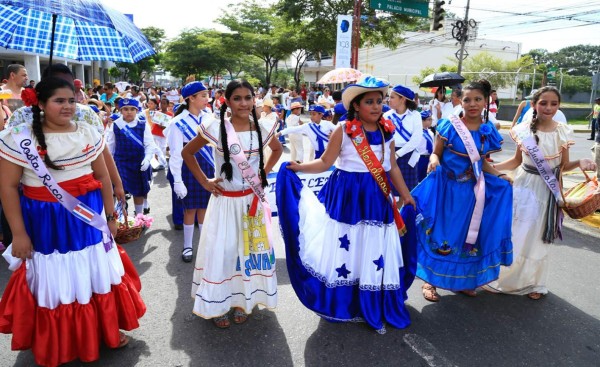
[102,0,600,54]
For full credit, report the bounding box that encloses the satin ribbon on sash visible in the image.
[348,126,406,234]
[222,119,275,257]
[449,115,485,246]
[11,126,113,252]
[114,118,145,148]
[174,112,215,168]
[521,136,564,242]
[308,123,328,158]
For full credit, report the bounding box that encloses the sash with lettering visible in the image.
[174,111,215,168]
[346,119,406,234]
[521,135,563,243]
[449,115,485,246]
[11,126,114,252]
[223,119,275,258]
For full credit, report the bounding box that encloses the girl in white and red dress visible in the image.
[0,77,145,367]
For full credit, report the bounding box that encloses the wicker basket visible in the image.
[561,168,600,219]
[114,210,143,244]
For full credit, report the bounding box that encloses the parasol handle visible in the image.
[49,14,57,65]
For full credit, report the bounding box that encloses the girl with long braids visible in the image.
[412,79,513,302]
[0,77,145,367]
[484,87,596,300]
[276,76,416,334]
[164,81,215,262]
[182,80,282,329]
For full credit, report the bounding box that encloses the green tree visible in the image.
[162,28,221,80]
[277,0,421,54]
[218,1,296,85]
[115,27,165,83]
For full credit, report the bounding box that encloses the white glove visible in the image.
[174,181,187,199]
[140,157,151,171]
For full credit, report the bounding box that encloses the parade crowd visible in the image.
[0,63,598,366]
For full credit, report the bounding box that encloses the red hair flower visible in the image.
[345,118,362,138]
[36,145,47,157]
[21,88,38,107]
[380,118,396,134]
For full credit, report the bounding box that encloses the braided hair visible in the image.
[219,80,268,188]
[530,86,561,143]
[31,77,75,170]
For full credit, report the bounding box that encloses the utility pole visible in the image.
[351,0,362,69]
[456,0,470,74]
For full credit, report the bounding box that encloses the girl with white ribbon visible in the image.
[383,84,424,191]
[0,77,145,366]
[412,79,513,302]
[484,87,597,300]
[182,80,282,329]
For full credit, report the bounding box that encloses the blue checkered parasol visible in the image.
[0,0,155,63]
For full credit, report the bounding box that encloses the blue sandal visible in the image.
[232,308,248,324]
[213,314,230,329]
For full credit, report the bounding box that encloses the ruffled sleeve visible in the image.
[198,115,221,147]
[556,122,574,150]
[80,123,105,161]
[509,121,533,145]
[435,118,453,144]
[484,122,503,153]
[0,126,28,168]
[259,117,278,145]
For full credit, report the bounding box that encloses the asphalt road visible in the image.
[1,129,599,367]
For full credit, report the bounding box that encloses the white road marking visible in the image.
[403,333,457,367]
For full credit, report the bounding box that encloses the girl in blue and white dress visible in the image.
[164,82,215,262]
[384,85,424,191]
[412,79,513,302]
[276,76,416,334]
[0,77,145,367]
[276,104,336,161]
[182,80,282,329]
[106,98,157,216]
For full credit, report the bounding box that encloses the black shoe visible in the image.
[143,208,150,215]
[588,138,595,140]
[125,193,132,200]
[174,224,184,230]
[182,249,193,262]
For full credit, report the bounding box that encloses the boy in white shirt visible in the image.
[277,104,335,161]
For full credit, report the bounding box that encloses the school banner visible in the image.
[266,167,335,216]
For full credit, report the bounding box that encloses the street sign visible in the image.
[369,0,429,18]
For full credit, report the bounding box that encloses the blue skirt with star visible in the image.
[276,163,416,332]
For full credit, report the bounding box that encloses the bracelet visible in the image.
[106,211,118,222]
[497,173,507,178]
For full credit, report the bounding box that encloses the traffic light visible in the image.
[432,0,445,31]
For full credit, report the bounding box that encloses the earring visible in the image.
[40,110,45,120]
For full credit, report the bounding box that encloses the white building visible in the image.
[0,48,115,85]
[303,20,522,99]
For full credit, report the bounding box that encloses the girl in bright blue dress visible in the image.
[276,77,417,334]
[412,79,513,302]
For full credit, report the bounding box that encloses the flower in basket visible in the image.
[134,213,154,229]
[21,88,38,107]
[479,123,493,136]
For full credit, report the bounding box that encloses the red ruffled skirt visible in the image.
[0,245,145,367]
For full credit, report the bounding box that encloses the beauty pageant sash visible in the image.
[223,119,274,255]
[449,115,485,246]
[11,126,113,252]
[349,126,406,234]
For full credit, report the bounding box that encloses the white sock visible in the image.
[143,199,149,209]
[183,224,194,251]
[134,204,144,215]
